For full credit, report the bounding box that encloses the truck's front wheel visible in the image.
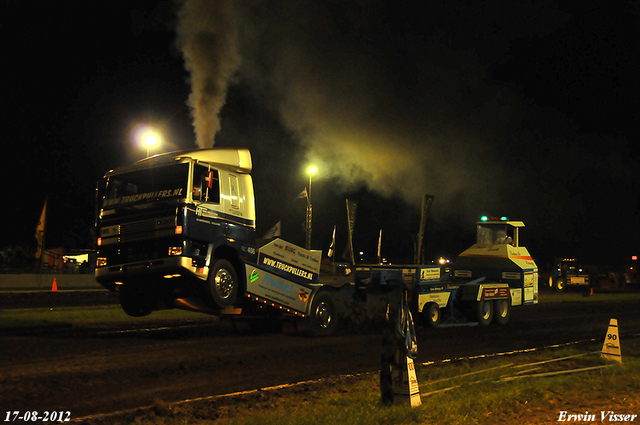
[119,284,155,317]
[209,259,239,308]
[554,277,566,292]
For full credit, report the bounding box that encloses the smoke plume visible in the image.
[176,0,240,148]
[233,0,554,213]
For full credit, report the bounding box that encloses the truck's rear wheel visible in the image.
[476,300,493,326]
[119,284,154,317]
[422,302,441,328]
[309,291,338,336]
[209,259,239,308]
[492,299,511,326]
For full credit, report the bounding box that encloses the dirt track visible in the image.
[0,290,119,310]
[1,290,639,420]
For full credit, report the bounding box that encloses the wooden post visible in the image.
[380,288,421,407]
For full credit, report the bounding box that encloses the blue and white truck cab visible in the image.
[95,148,343,335]
[95,149,258,316]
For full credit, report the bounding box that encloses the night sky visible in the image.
[2,0,639,266]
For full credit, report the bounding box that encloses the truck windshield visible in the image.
[477,224,511,245]
[102,163,188,208]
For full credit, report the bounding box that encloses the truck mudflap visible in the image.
[243,263,350,336]
[244,264,318,317]
[241,238,326,317]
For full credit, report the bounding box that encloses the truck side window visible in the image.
[194,165,220,203]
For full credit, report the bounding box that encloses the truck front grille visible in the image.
[102,216,177,245]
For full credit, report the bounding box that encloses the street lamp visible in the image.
[133,124,162,158]
[143,134,159,158]
[306,166,317,249]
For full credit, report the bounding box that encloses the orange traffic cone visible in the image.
[51,278,58,292]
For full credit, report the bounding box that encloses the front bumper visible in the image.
[95,256,209,286]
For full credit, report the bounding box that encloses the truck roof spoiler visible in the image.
[108,148,253,176]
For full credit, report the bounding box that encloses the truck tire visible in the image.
[492,299,511,326]
[309,291,338,336]
[554,277,566,292]
[209,259,239,308]
[119,284,154,317]
[422,302,441,328]
[476,300,493,326]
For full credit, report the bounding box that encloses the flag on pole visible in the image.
[345,199,357,264]
[377,229,382,262]
[328,226,336,258]
[296,188,308,200]
[262,221,281,239]
[35,198,47,260]
[415,194,434,264]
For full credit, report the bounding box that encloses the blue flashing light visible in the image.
[501,216,508,221]
[481,216,488,221]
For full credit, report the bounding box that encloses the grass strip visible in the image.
[76,338,640,425]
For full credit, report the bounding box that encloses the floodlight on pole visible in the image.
[306,165,318,249]
[143,133,159,158]
[307,166,317,199]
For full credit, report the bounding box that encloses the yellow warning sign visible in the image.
[392,354,422,407]
[601,318,622,363]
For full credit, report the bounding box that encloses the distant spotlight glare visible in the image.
[144,134,158,147]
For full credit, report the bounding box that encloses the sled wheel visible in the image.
[476,299,493,326]
[422,302,441,328]
[492,299,511,326]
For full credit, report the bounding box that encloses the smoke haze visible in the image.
[176,0,639,251]
[235,1,564,211]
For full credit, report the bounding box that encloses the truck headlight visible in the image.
[168,246,183,256]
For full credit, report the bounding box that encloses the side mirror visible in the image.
[205,171,214,189]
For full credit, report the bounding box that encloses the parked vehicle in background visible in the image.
[548,258,590,291]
